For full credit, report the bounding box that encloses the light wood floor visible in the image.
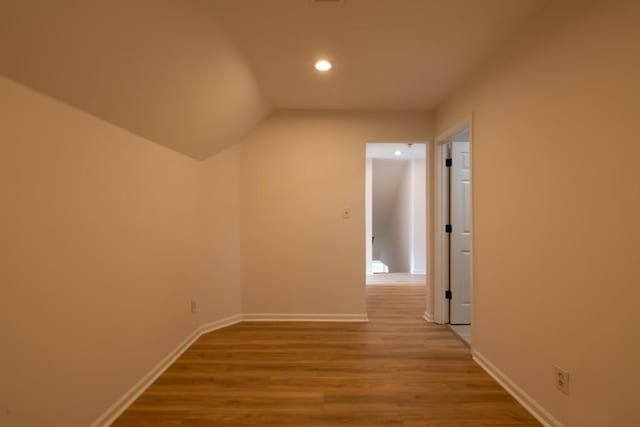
[113,286,538,426]
[366,273,426,285]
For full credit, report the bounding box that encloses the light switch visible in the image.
[342,207,351,219]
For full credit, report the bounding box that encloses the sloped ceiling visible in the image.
[0,0,544,159]
[0,0,269,160]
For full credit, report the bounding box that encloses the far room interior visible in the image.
[365,142,427,287]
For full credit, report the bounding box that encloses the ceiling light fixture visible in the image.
[394,150,402,156]
[314,59,332,72]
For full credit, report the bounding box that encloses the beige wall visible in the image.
[411,159,427,274]
[383,162,412,273]
[371,159,410,270]
[239,111,432,315]
[0,76,243,427]
[197,146,243,323]
[435,0,640,425]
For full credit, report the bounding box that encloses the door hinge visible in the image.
[445,290,452,300]
[445,158,452,167]
[445,224,452,233]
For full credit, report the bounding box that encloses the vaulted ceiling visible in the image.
[0,0,269,159]
[0,0,544,159]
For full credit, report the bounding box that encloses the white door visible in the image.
[450,141,471,324]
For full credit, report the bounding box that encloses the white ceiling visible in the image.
[209,0,545,110]
[0,0,545,159]
[367,143,426,160]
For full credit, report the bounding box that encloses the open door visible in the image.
[449,141,471,324]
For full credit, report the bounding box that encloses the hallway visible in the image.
[113,286,538,426]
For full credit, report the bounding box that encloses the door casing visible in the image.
[433,116,474,328]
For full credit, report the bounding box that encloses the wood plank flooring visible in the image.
[112,286,539,426]
[366,273,426,286]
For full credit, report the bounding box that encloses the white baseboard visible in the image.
[472,350,563,427]
[422,311,434,322]
[201,314,243,334]
[411,269,427,274]
[90,313,242,427]
[242,313,369,322]
[91,312,372,426]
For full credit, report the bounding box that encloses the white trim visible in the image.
[242,313,369,322]
[435,118,473,146]
[433,115,474,325]
[422,311,434,322]
[434,140,450,324]
[409,160,416,274]
[472,350,563,427]
[412,268,426,275]
[424,143,431,324]
[91,312,372,426]
[90,314,242,427]
[365,158,373,275]
[200,314,243,334]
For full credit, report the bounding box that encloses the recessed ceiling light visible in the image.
[394,150,402,156]
[314,59,332,72]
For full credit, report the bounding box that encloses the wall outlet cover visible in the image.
[554,366,570,395]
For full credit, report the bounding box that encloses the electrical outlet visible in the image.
[190,299,197,314]
[342,207,351,219]
[554,366,570,395]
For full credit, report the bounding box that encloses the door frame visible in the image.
[433,116,474,325]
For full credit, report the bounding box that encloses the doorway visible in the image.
[365,142,427,286]
[435,125,472,344]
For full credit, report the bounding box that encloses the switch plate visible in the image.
[554,366,570,394]
[342,207,351,219]
[190,299,197,314]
